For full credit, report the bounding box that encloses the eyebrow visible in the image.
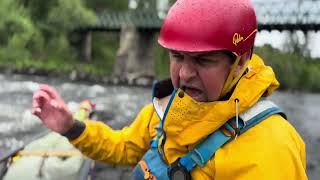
[170,50,214,58]
[169,50,182,54]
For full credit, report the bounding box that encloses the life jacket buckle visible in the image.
[168,159,192,180]
[144,169,154,180]
[220,121,243,138]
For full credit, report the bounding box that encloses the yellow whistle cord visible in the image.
[219,56,250,99]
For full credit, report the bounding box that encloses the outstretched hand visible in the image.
[32,84,74,134]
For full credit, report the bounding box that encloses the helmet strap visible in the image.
[219,56,250,98]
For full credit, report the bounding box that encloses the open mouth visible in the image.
[181,86,204,101]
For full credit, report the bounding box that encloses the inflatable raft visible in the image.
[0,100,95,180]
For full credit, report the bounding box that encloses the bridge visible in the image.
[78,1,320,32]
[75,1,320,70]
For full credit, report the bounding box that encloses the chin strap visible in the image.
[219,56,250,99]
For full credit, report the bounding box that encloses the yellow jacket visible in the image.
[70,54,307,179]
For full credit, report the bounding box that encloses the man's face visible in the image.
[169,50,233,102]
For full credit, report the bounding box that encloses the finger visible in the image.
[32,90,51,112]
[32,107,41,116]
[39,84,62,102]
[50,99,59,108]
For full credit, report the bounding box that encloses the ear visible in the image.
[233,49,252,77]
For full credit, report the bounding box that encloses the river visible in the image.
[0,73,319,179]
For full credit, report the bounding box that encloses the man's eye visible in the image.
[173,54,182,58]
[172,54,184,61]
[195,58,212,65]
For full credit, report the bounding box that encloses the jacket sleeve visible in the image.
[69,104,156,165]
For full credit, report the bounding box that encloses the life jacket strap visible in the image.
[179,99,285,172]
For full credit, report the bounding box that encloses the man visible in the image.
[32,0,307,179]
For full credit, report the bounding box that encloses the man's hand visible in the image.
[32,84,74,134]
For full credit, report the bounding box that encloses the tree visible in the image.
[0,0,43,62]
[86,0,129,12]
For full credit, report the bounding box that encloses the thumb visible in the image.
[50,99,59,109]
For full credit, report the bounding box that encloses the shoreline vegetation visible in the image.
[255,46,320,92]
[0,44,319,92]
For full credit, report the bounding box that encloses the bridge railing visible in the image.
[78,1,320,32]
[254,1,320,25]
[82,11,162,31]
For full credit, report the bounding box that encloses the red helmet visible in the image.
[158,0,257,56]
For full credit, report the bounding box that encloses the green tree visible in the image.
[47,0,97,33]
[44,0,97,60]
[86,0,129,11]
[0,0,43,62]
[255,45,320,91]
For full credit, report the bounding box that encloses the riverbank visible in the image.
[0,45,319,90]
[0,65,154,87]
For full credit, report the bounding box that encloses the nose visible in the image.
[179,58,197,82]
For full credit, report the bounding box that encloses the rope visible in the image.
[17,150,83,157]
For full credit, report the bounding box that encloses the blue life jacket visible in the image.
[131,99,285,180]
